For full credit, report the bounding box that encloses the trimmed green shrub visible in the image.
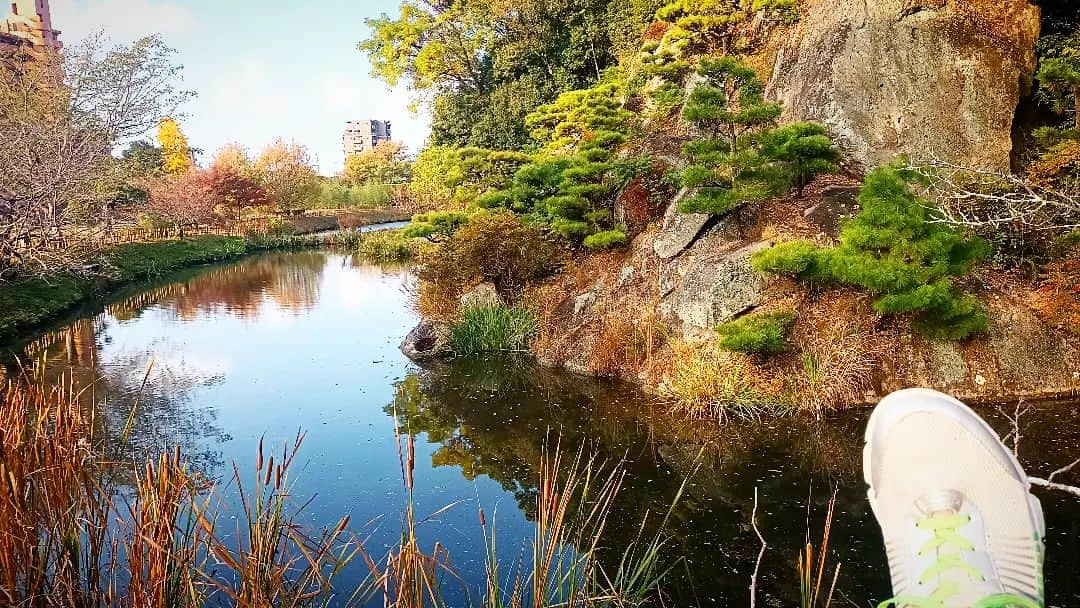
[450,304,537,355]
[757,122,841,192]
[752,166,989,340]
[583,230,629,250]
[716,311,794,356]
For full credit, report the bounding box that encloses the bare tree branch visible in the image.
[997,401,1080,499]
[905,157,1080,243]
[749,487,766,608]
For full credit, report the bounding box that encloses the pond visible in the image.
[3,251,1079,607]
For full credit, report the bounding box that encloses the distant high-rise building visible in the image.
[343,120,392,158]
[1,0,62,53]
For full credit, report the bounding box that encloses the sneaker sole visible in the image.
[863,388,1045,537]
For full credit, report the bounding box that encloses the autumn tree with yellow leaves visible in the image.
[157,118,193,174]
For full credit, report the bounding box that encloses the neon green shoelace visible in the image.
[877,512,1042,608]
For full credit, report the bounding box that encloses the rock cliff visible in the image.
[766,0,1042,171]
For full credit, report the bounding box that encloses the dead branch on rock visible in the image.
[906,158,1080,242]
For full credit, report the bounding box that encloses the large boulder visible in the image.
[660,241,772,334]
[400,320,452,361]
[766,0,1041,171]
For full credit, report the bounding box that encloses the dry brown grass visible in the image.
[0,376,359,608]
[791,293,885,415]
[1029,253,1080,336]
[412,279,464,322]
[656,340,786,420]
[122,450,205,608]
[587,306,669,378]
[2,371,678,608]
[0,375,112,607]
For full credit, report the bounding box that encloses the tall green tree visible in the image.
[676,58,784,214]
[360,0,656,149]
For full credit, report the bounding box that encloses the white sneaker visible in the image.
[863,389,1045,608]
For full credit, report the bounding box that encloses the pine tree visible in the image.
[752,166,990,340]
[757,122,841,193]
[677,57,784,214]
[157,118,193,174]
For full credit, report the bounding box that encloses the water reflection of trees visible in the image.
[107,251,327,320]
[4,253,331,479]
[386,356,883,606]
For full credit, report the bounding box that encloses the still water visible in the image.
[3,251,1079,607]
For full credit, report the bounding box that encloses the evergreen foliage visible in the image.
[403,211,471,239]
[673,59,838,215]
[475,73,633,243]
[716,311,794,356]
[758,122,842,193]
[752,167,990,340]
[675,58,784,214]
[583,230,629,250]
[1037,27,1080,130]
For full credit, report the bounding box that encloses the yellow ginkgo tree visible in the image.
[157,117,193,174]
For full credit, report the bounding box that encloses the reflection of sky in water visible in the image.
[3,252,1079,607]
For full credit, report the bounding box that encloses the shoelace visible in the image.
[877,512,1042,608]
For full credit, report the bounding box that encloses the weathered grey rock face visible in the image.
[400,320,452,361]
[767,0,1041,171]
[659,241,772,334]
[653,189,713,259]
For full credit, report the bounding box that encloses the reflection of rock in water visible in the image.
[386,355,878,606]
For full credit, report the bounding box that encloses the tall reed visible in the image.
[798,493,841,608]
[2,373,687,608]
[0,375,111,607]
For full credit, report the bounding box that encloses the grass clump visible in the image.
[753,166,990,340]
[660,341,785,420]
[354,230,426,263]
[583,229,629,250]
[450,304,537,355]
[717,310,794,356]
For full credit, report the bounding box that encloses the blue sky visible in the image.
[52,0,429,175]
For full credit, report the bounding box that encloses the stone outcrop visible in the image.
[766,0,1041,171]
[881,297,1080,403]
[400,320,452,361]
[460,282,502,309]
[804,186,861,237]
[659,241,771,336]
[653,188,713,259]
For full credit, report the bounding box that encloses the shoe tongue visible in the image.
[915,489,964,516]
